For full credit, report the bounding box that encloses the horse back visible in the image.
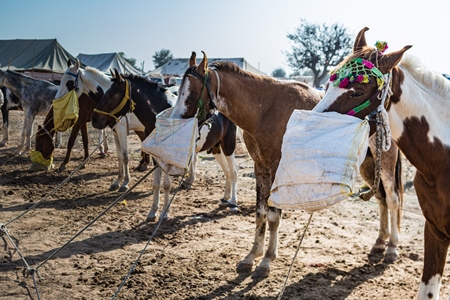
[198,113,236,156]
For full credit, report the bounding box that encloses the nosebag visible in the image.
[269,110,369,213]
[141,107,198,176]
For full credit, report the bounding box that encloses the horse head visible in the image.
[55,59,84,99]
[170,51,216,121]
[35,124,55,160]
[313,27,412,135]
[91,69,131,129]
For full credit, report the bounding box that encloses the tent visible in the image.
[0,39,78,81]
[77,53,142,75]
[150,57,267,77]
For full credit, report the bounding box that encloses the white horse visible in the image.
[55,60,148,192]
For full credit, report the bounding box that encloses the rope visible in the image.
[277,213,314,300]
[111,171,188,300]
[35,164,159,271]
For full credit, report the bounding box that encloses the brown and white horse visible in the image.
[314,27,450,300]
[170,51,404,279]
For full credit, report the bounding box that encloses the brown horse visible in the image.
[169,51,404,279]
[314,27,450,299]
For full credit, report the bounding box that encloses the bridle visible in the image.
[65,70,80,91]
[185,67,219,122]
[93,79,135,123]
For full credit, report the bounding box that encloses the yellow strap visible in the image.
[93,79,135,123]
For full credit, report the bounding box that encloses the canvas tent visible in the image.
[0,39,79,81]
[77,53,142,76]
[150,57,267,77]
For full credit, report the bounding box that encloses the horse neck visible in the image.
[388,67,450,175]
[81,69,111,101]
[128,80,169,134]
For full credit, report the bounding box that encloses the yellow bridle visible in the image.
[93,79,135,123]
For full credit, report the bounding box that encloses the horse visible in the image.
[168,51,404,279]
[313,27,450,300]
[0,70,64,153]
[91,69,239,221]
[47,59,149,192]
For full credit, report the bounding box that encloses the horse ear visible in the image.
[114,68,124,82]
[378,45,413,73]
[109,69,115,78]
[75,59,80,70]
[67,59,72,68]
[198,51,208,76]
[189,52,197,67]
[353,27,370,52]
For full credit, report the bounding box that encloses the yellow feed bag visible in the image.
[53,90,79,132]
[30,150,53,169]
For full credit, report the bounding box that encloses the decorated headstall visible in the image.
[329,41,390,116]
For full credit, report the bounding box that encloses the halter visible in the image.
[66,71,80,90]
[93,79,135,123]
[186,67,218,122]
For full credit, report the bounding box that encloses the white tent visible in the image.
[77,53,142,75]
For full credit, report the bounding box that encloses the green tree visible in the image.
[271,68,286,78]
[118,52,140,70]
[285,20,352,87]
[152,49,174,68]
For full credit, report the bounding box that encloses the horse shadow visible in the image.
[188,262,388,299]
[0,201,255,273]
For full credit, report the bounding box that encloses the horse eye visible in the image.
[351,92,364,98]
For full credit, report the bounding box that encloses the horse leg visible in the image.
[214,151,238,211]
[159,172,172,220]
[55,131,62,148]
[0,106,8,147]
[97,129,108,158]
[59,122,82,171]
[18,111,33,153]
[417,222,449,300]
[109,125,129,192]
[135,131,150,171]
[237,163,269,275]
[182,153,197,190]
[80,122,89,166]
[147,166,163,222]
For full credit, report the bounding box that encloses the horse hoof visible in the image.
[99,152,107,159]
[229,206,239,212]
[109,184,119,191]
[181,182,192,190]
[118,185,129,192]
[58,165,66,172]
[252,266,270,279]
[146,215,157,222]
[236,261,253,273]
[384,253,398,264]
[0,141,6,147]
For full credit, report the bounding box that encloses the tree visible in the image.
[118,52,140,70]
[285,20,352,87]
[271,68,286,78]
[153,49,173,69]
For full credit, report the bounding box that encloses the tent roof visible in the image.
[150,57,267,77]
[77,53,142,75]
[0,39,78,72]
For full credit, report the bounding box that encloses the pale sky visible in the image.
[2,0,450,75]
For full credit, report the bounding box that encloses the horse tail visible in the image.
[395,149,404,232]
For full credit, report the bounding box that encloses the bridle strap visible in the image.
[188,68,218,122]
[93,79,135,123]
[66,71,80,90]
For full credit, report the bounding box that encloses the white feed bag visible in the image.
[269,110,370,212]
[141,107,198,176]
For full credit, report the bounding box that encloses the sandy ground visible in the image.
[1,111,449,300]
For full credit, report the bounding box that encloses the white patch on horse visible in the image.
[196,124,210,152]
[312,85,346,112]
[417,274,441,300]
[170,80,190,118]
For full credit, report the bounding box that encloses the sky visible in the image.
[2,0,450,76]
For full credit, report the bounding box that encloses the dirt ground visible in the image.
[0,111,449,300]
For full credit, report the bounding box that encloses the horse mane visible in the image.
[209,61,277,83]
[85,66,108,78]
[399,54,450,99]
